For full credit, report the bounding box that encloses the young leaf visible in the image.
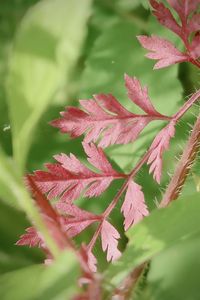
[32,143,123,203]
[189,16,200,36]
[121,181,149,231]
[147,121,176,183]
[150,0,182,38]
[190,34,200,59]
[101,220,121,262]
[124,74,162,116]
[167,0,200,21]
[16,227,43,248]
[137,35,189,69]
[52,76,168,147]
[87,250,97,273]
[56,202,100,238]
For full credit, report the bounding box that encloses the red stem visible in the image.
[88,89,200,253]
[160,114,200,207]
[173,89,200,122]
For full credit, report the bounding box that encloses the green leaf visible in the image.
[0,199,43,275]
[146,237,200,300]
[105,193,200,287]
[0,251,79,300]
[0,148,63,258]
[6,0,92,172]
[193,173,200,192]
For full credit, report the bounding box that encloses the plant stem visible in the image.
[113,263,147,299]
[88,90,200,253]
[87,150,151,251]
[113,112,200,299]
[189,58,200,69]
[160,113,200,207]
[172,89,200,122]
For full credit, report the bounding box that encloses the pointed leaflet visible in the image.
[137,35,189,69]
[56,202,100,237]
[121,181,149,231]
[190,34,200,59]
[87,250,97,273]
[32,143,122,203]
[150,0,200,45]
[188,14,200,35]
[16,176,69,251]
[101,220,121,262]
[51,76,168,147]
[16,227,43,248]
[125,74,162,116]
[150,0,182,38]
[167,0,200,20]
[147,121,176,183]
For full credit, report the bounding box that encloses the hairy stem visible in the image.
[173,89,200,122]
[189,58,200,69]
[114,112,200,299]
[113,263,147,299]
[160,113,200,207]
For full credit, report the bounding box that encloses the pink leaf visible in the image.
[188,14,200,34]
[150,0,182,38]
[101,220,121,262]
[167,0,200,20]
[51,76,167,147]
[80,244,98,274]
[57,202,100,237]
[87,250,97,273]
[137,35,189,69]
[147,121,176,183]
[32,143,122,203]
[124,74,162,116]
[190,33,200,59]
[121,181,149,231]
[16,227,43,248]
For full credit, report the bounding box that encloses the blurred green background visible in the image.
[0,0,199,299]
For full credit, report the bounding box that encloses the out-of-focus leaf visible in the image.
[105,193,200,287]
[146,237,200,300]
[0,148,24,208]
[0,200,43,275]
[0,251,79,300]
[193,173,200,192]
[0,148,64,257]
[6,0,92,172]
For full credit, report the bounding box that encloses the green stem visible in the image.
[0,149,61,258]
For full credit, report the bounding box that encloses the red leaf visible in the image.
[137,35,189,69]
[190,33,200,59]
[51,76,167,147]
[20,176,69,251]
[147,121,176,183]
[16,227,43,248]
[150,0,182,38]
[101,220,121,262]
[121,181,149,231]
[56,202,100,237]
[151,0,200,42]
[167,0,200,20]
[188,14,200,34]
[124,74,162,116]
[32,143,122,203]
[87,250,97,273]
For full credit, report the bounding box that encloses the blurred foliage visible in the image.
[0,0,199,299]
